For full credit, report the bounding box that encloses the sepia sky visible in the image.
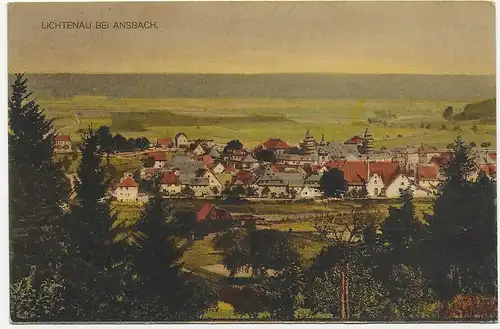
[8,1,496,75]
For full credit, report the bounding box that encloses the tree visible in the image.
[314,206,382,244]
[10,272,66,322]
[134,137,150,150]
[306,251,390,320]
[126,190,217,320]
[96,125,114,164]
[259,263,307,320]
[480,141,492,148]
[469,142,477,147]
[142,156,155,168]
[319,168,348,198]
[223,139,243,153]
[255,149,276,163]
[214,228,300,279]
[443,106,453,120]
[471,125,480,134]
[424,136,494,302]
[113,134,129,152]
[8,74,70,284]
[445,295,497,320]
[61,128,125,321]
[379,188,425,267]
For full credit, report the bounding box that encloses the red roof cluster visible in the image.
[263,138,290,150]
[117,176,138,188]
[324,161,401,185]
[161,171,180,185]
[488,152,496,161]
[54,134,71,142]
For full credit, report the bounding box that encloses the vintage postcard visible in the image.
[7,1,497,323]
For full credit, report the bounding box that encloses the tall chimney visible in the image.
[366,157,370,182]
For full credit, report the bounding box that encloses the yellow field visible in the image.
[42,96,495,149]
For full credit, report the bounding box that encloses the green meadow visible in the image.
[41,96,495,149]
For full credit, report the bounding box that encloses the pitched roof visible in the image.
[223,165,237,173]
[161,171,180,185]
[417,165,439,180]
[147,151,167,161]
[54,134,71,142]
[263,138,290,149]
[325,160,401,186]
[196,203,214,221]
[488,152,496,161]
[201,155,213,166]
[234,170,256,185]
[344,135,363,145]
[175,132,187,139]
[157,137,172,145]
[196,203,233,222]
[117,176,138,188]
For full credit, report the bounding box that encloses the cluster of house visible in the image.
[109,129,496,203]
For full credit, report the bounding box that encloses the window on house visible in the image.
[374,188,379,196]
[401,182,405,186]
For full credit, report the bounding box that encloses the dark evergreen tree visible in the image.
[96,125,114,164]
[126,189,217,321]
[61,128,125,321]
[254,149,276,163]
[8,73,69,282]
[319,168,348,198]
[379,188,425,267]
[425,136,479,302]
[223,139,243,153]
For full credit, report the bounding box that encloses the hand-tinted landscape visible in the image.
[8,1,497,323]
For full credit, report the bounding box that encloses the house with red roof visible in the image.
[156,137,174,149]
[114,173,139,202]
[54,134,72,153]
[223,165,238,175]
[160,171,182,196]
[196,203,233,222]
[147,151,168,169]
[344,135,364,145]
[260,138,291,154]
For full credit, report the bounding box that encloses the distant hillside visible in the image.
[8,73,496,101]
[454,98,496,122]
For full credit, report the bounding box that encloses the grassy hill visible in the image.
[454,98,496,123]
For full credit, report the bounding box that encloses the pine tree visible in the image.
[425,136,479,302]
[8,73,69,282]
[61,127,125,321]
[379,188,425,267]
[127,189,216,321]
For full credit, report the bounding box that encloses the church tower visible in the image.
[362,128,374,154]
[302,128,316,155]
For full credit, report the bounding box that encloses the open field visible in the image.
[41,96,495,149]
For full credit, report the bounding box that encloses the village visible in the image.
[55,128,497,206]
